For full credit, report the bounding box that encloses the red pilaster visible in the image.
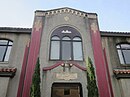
[89,20,111,97]
[103,48,114,97]
[17,45,29,97]
[22,16,44,97]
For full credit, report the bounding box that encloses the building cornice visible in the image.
[101,31,130,37]
[35,7,97,18]
[0,27,31,34]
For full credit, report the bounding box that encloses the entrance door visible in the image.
[51,83,82,97]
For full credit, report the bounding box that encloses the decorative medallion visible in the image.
[34,19,42,32]
[64,16,69,21]
[90,23,98,33]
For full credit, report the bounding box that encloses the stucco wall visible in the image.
[101,36,130,97]
[0,32,30,97]
[39,12,96,97]
[0,77,9,97]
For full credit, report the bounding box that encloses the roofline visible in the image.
[0,27,130,37]
[0,27,31,34]
[101,31,130,37]
[35,7,97,16]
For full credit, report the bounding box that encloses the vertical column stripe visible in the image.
[17,45,29,97]
[103,48,114,97]
[89,21,111,97]
[22,16,43,97]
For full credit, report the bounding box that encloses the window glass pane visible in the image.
[116,45,120,49]
[62,41,71,60]
[50,41,60,59]
[73,42,83,60]
[73,37,81,41]
[117,50,125,64]
[9,41,13,45]
[123,50,130,64]
[121,44,130,49]
[62,37,71,40]
[52,36,60,40]
[0,40,8,45]
[4,47,12,61]
[0,46,6,61]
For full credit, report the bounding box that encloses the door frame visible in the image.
[51,83,83,97]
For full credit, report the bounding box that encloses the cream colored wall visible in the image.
[0,77,9,97]
[101,36,130,97]
[39,11,96,97]
[0,32,30,97]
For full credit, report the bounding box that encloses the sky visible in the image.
[0,0,130,32]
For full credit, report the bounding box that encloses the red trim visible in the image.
[90,24,111,97]
[22,17,43,97]
[17,45,29,97]
[43,61,87,71]
[43,62,63,71]
[103,48,114,97]
[70,61,87,71]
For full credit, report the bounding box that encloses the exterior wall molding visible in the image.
[43,61,87,71]
[113,68,130,79]
[87,14,97,19]
[36,7,89,17]
[35,11,46,17]
[0,67,17,78]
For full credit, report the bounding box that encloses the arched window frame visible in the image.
[50,26,83,61]
[50,36,60,60]
[0,39,13,62]
[116,43,130,64]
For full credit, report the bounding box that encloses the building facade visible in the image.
[0,7,130,97]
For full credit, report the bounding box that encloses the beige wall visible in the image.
[101,36,130,97]
[0,32,30,97]
[39,11,96,97]
[0,77,9,97]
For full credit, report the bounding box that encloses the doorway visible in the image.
[51,83,83,97]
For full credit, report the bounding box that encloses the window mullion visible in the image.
[60,39,62,60]
[2,41,9,61]
[71,40,73,60]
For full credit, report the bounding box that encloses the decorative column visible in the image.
[22,11,45,97]
[88,14,111,97]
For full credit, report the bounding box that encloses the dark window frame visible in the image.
[0,39,13,62]
[116,43,130,64]
[49,26,83,61]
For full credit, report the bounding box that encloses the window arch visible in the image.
[50,26,83,61]
[116,43,130,64]
[0,39,13,62]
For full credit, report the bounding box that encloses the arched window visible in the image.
[0,39,13,62]
[116,43,130,64]
[62,37,71,60]
[73,37,83,60]
[50,36,60,60]
[50,26,83,61]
